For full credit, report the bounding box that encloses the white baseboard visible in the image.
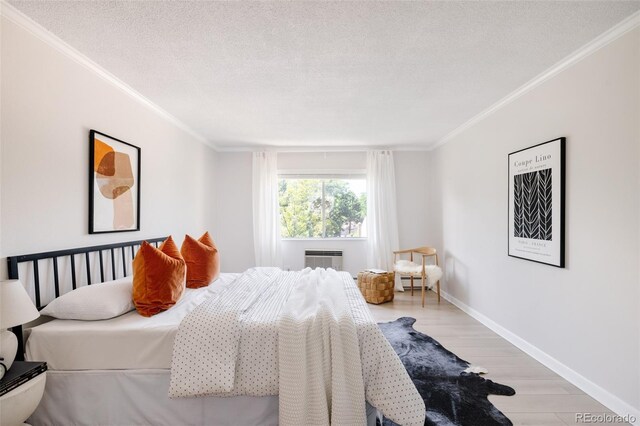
[440,290,640,426]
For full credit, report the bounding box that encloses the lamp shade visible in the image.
[0,280,39,329]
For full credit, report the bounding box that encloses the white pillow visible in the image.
[40,277,134,320]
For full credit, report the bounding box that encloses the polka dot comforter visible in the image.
[169,267,425,426]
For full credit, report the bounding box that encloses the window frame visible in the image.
[278,169,367,240]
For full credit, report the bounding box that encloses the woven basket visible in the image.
[357,271,395,304]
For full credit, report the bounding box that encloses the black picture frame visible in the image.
[508,137,565,268]
[89,130,141,234]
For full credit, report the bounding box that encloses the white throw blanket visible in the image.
[169,267,425,426]
[278,268,366,426]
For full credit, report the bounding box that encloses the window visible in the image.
[278,176,367,238]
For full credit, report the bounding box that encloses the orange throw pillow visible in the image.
[132,236,186,317]
[181,232,220,288]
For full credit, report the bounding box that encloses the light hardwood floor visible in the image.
[368,290,628,426]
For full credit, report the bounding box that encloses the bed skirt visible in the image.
[29,369,379,426]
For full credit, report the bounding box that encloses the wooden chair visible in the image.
[393,247,441,307]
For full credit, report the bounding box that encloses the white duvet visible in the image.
[169,267,425,426]
[25,274,240,370]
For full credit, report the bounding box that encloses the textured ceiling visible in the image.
[9,1,640,149]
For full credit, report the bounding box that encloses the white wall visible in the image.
[213,152,255,273]
[277,151,366,171]
[394,151,431,250]
[214,150,431,276]
[0,17,217,282]
[429,28,639,415]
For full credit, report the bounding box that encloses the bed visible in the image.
[8,238,425,426]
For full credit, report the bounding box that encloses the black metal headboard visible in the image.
[6,237,166,360]
[7,237,166,309]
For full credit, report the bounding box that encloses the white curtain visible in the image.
[366,150,403,291]
[252,152,282,267]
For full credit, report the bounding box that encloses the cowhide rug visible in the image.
[378,317,515,426]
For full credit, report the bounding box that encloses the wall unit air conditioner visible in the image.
[304,249,343,270]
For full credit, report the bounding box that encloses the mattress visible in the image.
[25,273,239,370]
[29,369,379,426]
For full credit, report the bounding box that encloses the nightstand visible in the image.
[0,361,47,426]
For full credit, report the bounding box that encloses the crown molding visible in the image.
[214,143,432,153]
[215,145,368,153]
[431,10,640,151]
[0,1,217,150]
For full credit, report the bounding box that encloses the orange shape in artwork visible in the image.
[94,138,114,170]
[97,151,116,176]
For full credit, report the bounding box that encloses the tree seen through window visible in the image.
[279,178,366,238]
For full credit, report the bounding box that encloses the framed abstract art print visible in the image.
[508,137,565,267]
[89,130,141,234]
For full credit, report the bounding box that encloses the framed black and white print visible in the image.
[89,130,141,234]
[508,137,565,267]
